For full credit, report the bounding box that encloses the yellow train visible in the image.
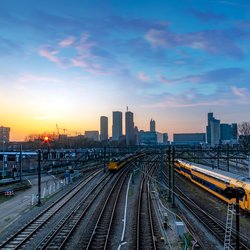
[175,159,250,212]
[108,153,144,171]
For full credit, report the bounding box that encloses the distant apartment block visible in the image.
[85,131,99,141]
[112,111,122,141]
[0,126,10,143]
[100,116,108,141]
[173,133,206,145]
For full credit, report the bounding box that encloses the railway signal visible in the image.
[223,187,245,250]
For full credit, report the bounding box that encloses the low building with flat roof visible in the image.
[173,133,206,145]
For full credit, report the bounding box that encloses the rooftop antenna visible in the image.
[127,106,128,112]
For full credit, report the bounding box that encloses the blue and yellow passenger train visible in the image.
[108,152,143,171]
[175,159,250,212]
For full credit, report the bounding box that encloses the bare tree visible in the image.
[238,122,250,148]
[238,122,250,136]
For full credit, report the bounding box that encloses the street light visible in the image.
[2,135,7,178]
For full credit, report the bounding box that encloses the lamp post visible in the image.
[37,150,42,206]
[2,136,7,178]
[2,139,4,177]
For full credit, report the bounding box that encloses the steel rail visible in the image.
[36,173,113,249]
[0,169,102,250]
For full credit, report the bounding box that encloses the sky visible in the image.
[1,0,250,141]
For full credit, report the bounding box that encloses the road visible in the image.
[0,174,59,234]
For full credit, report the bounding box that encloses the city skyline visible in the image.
[1,0,250,141]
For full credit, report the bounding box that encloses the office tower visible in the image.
[211,119,220,145]
[134,126,139,145]
[112,111,122,141]
[125,110,135,145]
[206,113,213,144]
[150,119,156,132]
[163,133,169,144]
[220,124,231,141]
[100,116,108,141]
[220,123,238,142]
[206,113,220,145]
[231,123,238,140]
[139,131,157,145]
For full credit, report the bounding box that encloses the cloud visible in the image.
[189,9,226,22]
[19,74,61,83]
[137,72,150,81]
[158,75,175,85]
[141,81,250,108]
[158,67,248,86]
[0,36,22,56]
[145,28,245,59]
[231,86,248,98]
[59,36,75,47]
[106,16,169,32]
[38,33,128,76]
[142,93,229,108]
[39,46,62,64]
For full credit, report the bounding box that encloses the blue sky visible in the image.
[0,0,250,140]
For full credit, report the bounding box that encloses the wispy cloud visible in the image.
[189,9,226,22]
[0,36,22,56]
[39,46,62,65]
[158,67,248,85]
[137,71,150,82]
[19,74,61,83]
[145,27,245,59]
[38,32,128,76]
[231,86,246,97]
[59,36,75,47]
[231,86,250,104]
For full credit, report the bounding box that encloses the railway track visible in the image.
[136,164,158,250]
[36,173,113,249]
[0,169,102,250]
[176,185,250,249]
[163,172,250,249]
[80,165,130,249]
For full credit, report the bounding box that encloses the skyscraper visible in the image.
[112,111,122,141]
[150,119,156,132]
[100,116,108,141]
[206,112,220,145]
[125,110,135,145]
[220,123,238,142]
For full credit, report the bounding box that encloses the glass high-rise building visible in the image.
[206,112,220,145]
[206,112,237,145]
[125,110,135,145]
[150,119,156,132]
[112,111,122,141]
[220,123,238,142]
[100,116,108,141]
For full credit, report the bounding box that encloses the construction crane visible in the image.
[56,124,68,136]
[67,130,81,136]
[56,124,81,137]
